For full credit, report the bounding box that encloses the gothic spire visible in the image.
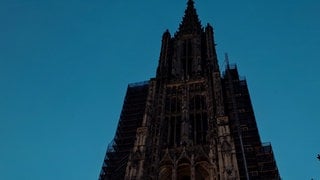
[177,0,202,35]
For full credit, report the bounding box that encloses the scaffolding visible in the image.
[257,143,280,179]
[223,65,280,180]
[99,81,149,180]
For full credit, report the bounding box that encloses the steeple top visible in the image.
[176,0,202,36]
[187,0,194,6]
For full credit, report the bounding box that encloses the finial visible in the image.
[187,0,195,10]
[162,29,171,38]
[188,0,194,5]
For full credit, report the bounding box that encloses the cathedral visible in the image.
[99,1,280,179]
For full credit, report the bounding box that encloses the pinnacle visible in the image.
[177,0,202,35]
[188,0,195,6]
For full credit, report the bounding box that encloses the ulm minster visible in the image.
[99,0,280,179]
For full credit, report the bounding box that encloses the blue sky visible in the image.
[0,0,319,179]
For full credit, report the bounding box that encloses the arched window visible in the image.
[159,165,172,180]
[177,165,191,180]
[195,163,210,180]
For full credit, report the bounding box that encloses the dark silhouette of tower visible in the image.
[99,1,280,179]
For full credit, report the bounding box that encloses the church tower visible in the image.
[99,1,280,179]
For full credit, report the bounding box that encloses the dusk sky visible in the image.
[1,0,320,179]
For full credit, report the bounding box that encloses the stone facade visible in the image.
[100,1,280,179]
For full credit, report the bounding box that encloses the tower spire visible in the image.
[177,0,202,35]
